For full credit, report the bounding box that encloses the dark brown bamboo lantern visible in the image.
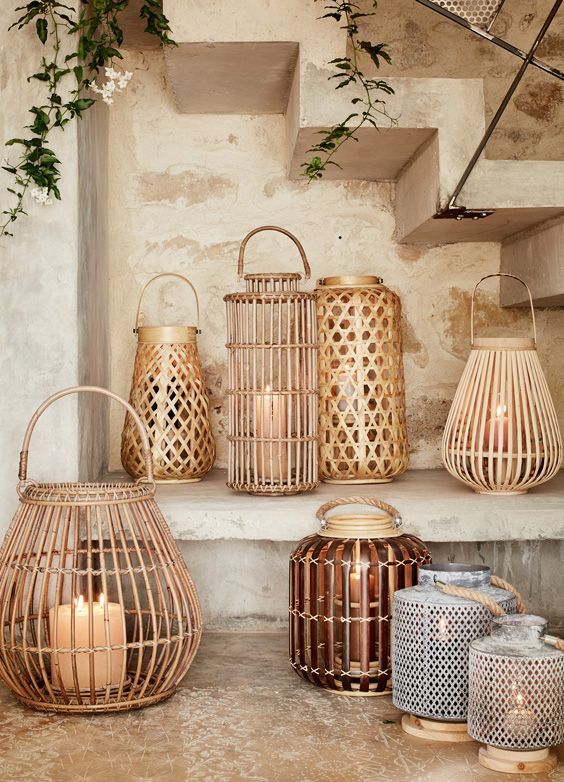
[289,497,430,695]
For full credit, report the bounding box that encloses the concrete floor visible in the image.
[0,633,562,782]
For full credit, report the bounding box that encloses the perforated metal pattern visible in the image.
[468,648,564,750]
[430,0,504,28]
[392,589,516,720]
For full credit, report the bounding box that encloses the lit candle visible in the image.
[49,594,126,691]
[254,386,288,481]
[435,615,450,642]
[484,399,509,451]
[349,551,376,665]
[335,372,357,413]
[504,681,536,733]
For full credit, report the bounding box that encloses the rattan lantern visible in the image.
[289,497,430,695]
[316,275,408,484]
[225,226,318,495]
[442,274,562,494]
[392,563,519,741]
[121,273,215,483]
[0,386,202,713]
[469,615,564,774]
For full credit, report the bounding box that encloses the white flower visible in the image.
[90,68,132,106]
[105,66,121,80]
[117,71,133,90]
[30,186,52,206]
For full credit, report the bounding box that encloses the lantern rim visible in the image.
[18,480,155,505]
[316,275,383,288]
[472,336,535,350]
[135,325,198,344]
[318,512,404,538]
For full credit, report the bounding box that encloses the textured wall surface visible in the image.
[106,49,564,472]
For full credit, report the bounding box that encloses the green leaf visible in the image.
[74,98,96,111]
[35,17,48,44]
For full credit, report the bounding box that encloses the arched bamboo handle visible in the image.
[316,497,402,529]
[18,386,154,485]
[471,273,536,346]
[237,225,311,280]
[435,581,506,617]
[134,273,200,332]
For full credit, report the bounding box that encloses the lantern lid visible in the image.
[472,336,535,351]
[136,325,198,344]
[316,275,383,288]
[471,615,562,658]
[418,563,490,589]
[318,512,404,538]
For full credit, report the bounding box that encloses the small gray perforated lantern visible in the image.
[392,563,516,741]
[468,615,564,775]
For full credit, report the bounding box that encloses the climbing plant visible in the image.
[302,0,395,180]
[1,0,175,238]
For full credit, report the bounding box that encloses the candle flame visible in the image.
[354,562,361,576]
[496,403,508,417]
[99,593,105,609]
[438,616,448,634]
[75,594,84,612]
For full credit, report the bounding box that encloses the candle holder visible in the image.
[442,274,562,494]
[121,273,215,483]
[289,497,430,695]
[316,276,408,484]
[392,564,519,741]
[468,615,564,775]
[225,226,318,495]
[0,386,202,713]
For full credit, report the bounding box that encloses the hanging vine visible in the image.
[302,1,396,180]
[1,0,175,238]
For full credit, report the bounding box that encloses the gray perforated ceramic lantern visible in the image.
[468,615,564,775]
[392,564,516,741]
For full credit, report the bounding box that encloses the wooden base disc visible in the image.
[402,714,474,743]
[322,478,394,485]
[154,477,203,484]
[324,686,392,697]
[474,489,528,496]
[479,746,557,775]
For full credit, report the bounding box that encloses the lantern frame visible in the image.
[0,386,202,713]
[442,274,562,494]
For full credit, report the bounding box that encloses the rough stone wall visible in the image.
[360,0,564,160]
[106,50,564,472]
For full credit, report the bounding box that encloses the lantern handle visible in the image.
[316,497,402,529]
[18,386,154,487]
[237,225,311,279]
[134,273,200,333]
[471,273,536,346]
[543,634,564,652]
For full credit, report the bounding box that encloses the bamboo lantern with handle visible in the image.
[0,386,202,713]
[121,273,215,483]
[316,275,408,484]
[289,497,430,695]
[442,273,562,494]
[224,226,318,495]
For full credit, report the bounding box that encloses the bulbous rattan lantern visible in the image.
[289,497,430,695]
[122,273,215,483]
[225,225,318,495]
[468,615,564,774]
[392,563,518,741]
[316,275,408,484]
[442,274,562,494]
[0,386,202,713]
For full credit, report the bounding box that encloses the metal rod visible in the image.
[447,0,563,208]
[414,0,564,81]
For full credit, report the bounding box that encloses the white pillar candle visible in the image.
[49,594,126,691]
[254,386,288,482]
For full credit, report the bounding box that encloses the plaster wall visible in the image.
[106,50,564,473]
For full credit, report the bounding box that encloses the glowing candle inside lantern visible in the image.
[254,386,288,482]
[504,681,536,733]
[49,594,126,691]
[435,615,450,642]
[336,372,357,413]
[484,397,509,451]
[349,553,376,666]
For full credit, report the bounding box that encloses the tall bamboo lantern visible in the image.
[442,274,561,494]
[0,386,202,713]
[316,276,408,484]
[121,273,215,483]
[225,226,318,495]
[289,497,430,695]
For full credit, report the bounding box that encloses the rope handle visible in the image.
[18,386,153,486]
[134,273,200,332]
[237,225,311,280]
[544,635,564,652]
[435,575,525,617]
[471,273,536,346]
[316,497,402,530]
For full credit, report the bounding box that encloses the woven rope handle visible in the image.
[135,273,200,332]
[471,273,536,346]
[435,582,507,617]
[316,497,402,529]
[490,575,526,614]
[544,635,564,652]
[237,225,311,280]
[18,386,154,484]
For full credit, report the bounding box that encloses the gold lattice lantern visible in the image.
[0,386,202,713]
[225,225,318,495]
[316,275,408,484]
[442,274,562,494]
[121,273,215,483]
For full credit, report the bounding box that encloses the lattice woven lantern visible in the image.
[121,273,215,483]
[289,497,430,695]
[442,274,562,494]
[316,276,408,484]
[392,564,518,741]
[225,226,318,495]
[0,386,202,713]
[468,615,564,774]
